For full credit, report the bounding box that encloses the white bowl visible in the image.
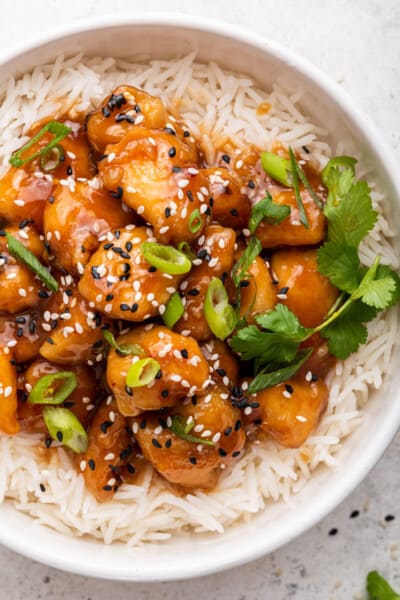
[0,13,399,582]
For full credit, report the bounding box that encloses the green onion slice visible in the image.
[288,148,309,229]
[9,121,71,168]
[170,415,215,446]
[231,236,262,287]
[162,292,184,329]
[260,151,292,186]
[248,193,291,234]
[188,209,203,234]
[141,242,192,275]
[321,156,357,187]
[204,277,237,340]
[6,232,58,292]
[39,144,65,172]
[102,329,144,357]
[177,241,196,260]
[43,407,88,453]
[289,149,324,210]
[126,358,161,388]
[29,371,77,405]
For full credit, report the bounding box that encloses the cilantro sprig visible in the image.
[230,154,400,391]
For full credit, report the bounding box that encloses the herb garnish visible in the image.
[102,329,144,357]
[9,121,71,168]
[366,570,400,599]
[170,415,215,446]
[248,193,291,234]
[230,155,400,391]
[6,232,58,292]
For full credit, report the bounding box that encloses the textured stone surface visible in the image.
[0,1,399,598]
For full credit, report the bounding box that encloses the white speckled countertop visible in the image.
[0,1,399,598]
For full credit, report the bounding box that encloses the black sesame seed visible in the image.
[187,288,200,296]
[120,303,130,311]
[125,385,133,396]
[148,266,157,273]
[218,448,227,457]
[328,528,338,536]
[302,145,310,154]
[385,514,395,522]
[234,419,242,431]
[105,294,114,301]
[127,463,136,474]
[48,195,55,204]
[180,349,188,358]
[285,384,294,394]
[222,154,230,164]
[189,456,197,465]
[88,459,96,471]
[230,208,239,217]
[115,113,135,124]
[165,438,172,448]
[232,451,241,458]
[56,431,63,442]
[40,483,46,492]
[172,166,181,173]
[205,207,211,216]
[63,401,74,408]
[100,420,113,433]
[111,186,123,199]
[119,445,132,461]
[161,389,169,398]
[254,418,262,426]
[183,130,190,137]
[29,320,37,334]
[311,374,319,382]
[114,229,121,239]
[107,93,126,110]
[248,180,255,189]
[155,369,162,380]
[240,280,250,288]
[103,485,113,491]
[168,147,176,158]
[186,190,193,201]
[131,303,138,313]
[165,207,171,218]
[46,337,54,345]
[209,197,214,207]
[350,509,360,519]
[16,327,23,338]
[224,427,232,436]
[191,395,198,406]
[65,289,73,296]
[216,368,226,377]
[45,437,52,448]
[103,242,113,250]
[250,401,260,409]
[15,316,26,324]
[278,286,289,295]
[91,266,102,280]
[134,104,141,113]
[152,438,162,449]
[67,166,73,176]
[102,106,111,118]
[38,290,50,299]
[139,419,147,429]
[19,218,33,229]
[164,127,176,135]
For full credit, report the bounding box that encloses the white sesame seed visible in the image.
[201,430,212,438]
[18,288,27,297]
[244,406,253,415]
[159,304,166,315]
[283,390,292,398]
[170,374,181,382]
[14,199,25,206]
[107,478,116,486]
[154,426,163,435]
[305,370,313,382]
[137,205,145,215]
[4,386,12,398]
[132,422,139,434]
[200,204,208,214]
[178,179,190,188]
[194,424,204,433]
[105,453,116,460]
[159,226,170,234]
[212,432,221,443]
[208,257,218,268]
[107,152,116,162]
[296,415,307,422]
[218,239,226,249]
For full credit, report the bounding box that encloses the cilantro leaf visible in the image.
[249,194,291,234]
[255,304,310,340]
[320,316,368,359]
[248,349,313,393]
[376,265,400,308]
[317,242,360,293]
[230,326,299,363]
[325,178,378,249]
[231,236,262,287]
[367,570,400,600]
[354,256,397,309]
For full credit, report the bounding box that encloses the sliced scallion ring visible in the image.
[162,292,184,328]
[9,120,71,168]
[188,209,203,234]
[6,232,58,292]
[177,241,196,260]
[170,415,215,446]
[29,371,77,405]
[102,329,144,357]
[204,277,237,340]
[43,407,88,453]
[39,144,64,172]
[126,358,161,388]
[141,242,192,275]
[261,151,293,186]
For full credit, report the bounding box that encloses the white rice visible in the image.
[0,53,398,545]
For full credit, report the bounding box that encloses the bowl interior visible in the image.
[0,17,399,581]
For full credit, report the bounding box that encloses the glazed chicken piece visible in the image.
[0,119,95,230]
[79,226,185,321]
[86,85,199,158]
[0,346,19,434]
[0,310,50,363]
[18,359,98,433]
[0,225,48,314]
[201,339,239,389]
[133,385,246,489]
[98,128,210,244]
[39,284,108,365]
[270,249,339,328]
[76,398,136,502]
[243,376,328,448]
[43,181,133,275]
[174,225,236,342]
[203,167,251,229]
[235,255,277,321]
[106,325,209,416]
